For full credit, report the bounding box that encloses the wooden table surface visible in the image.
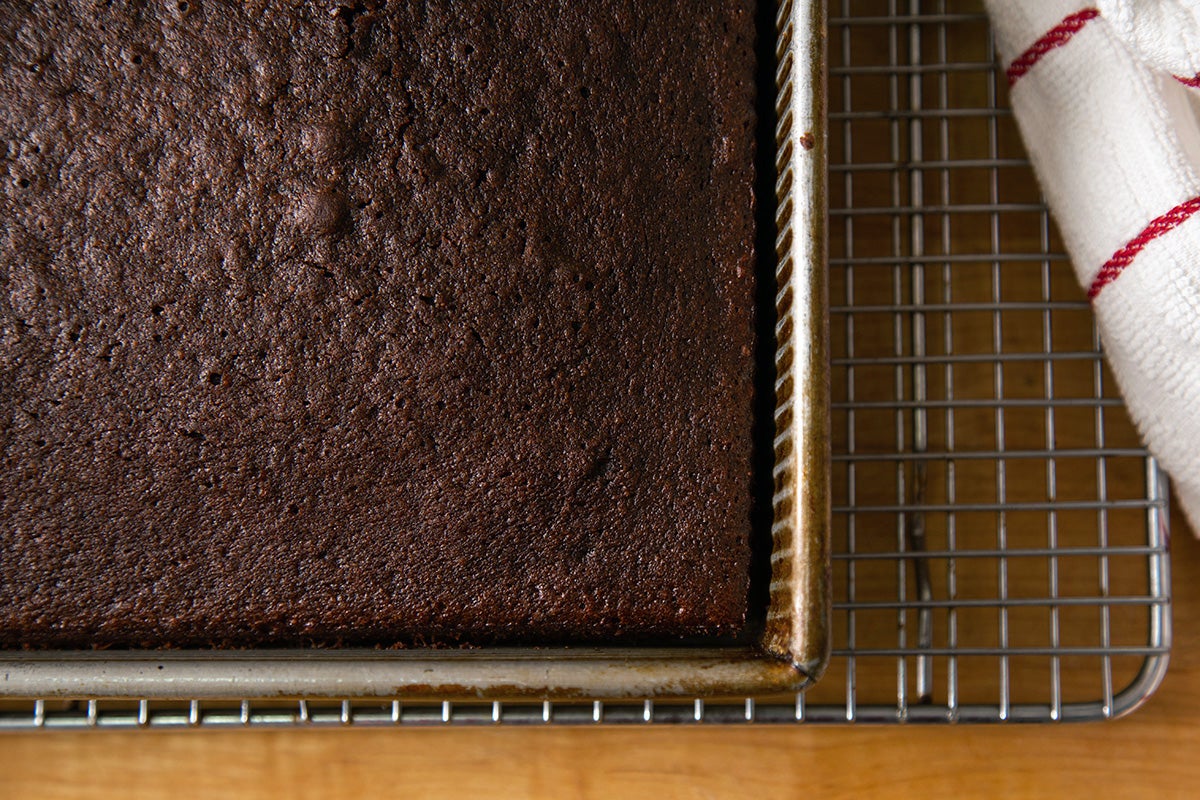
[0,507,1192,798]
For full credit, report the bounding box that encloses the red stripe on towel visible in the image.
[1176,74,1200,89]
[1006,8,1100,87]
[1089,196,1200,300]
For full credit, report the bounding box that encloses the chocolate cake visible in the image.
[0,0,758,648]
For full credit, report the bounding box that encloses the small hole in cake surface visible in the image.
[287,503,299,514]
[578,86,590,99]
[151,304,164,316]
[132,53,143,65]
[177,1,189,10]
[206,371,222,385]
[16,178,30,188]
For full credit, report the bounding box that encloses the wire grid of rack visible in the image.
[811,0,1170,723]
[0,1,1172,729]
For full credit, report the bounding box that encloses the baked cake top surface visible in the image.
[0,0,757,647]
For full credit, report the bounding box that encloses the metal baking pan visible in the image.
[0,0,828,701]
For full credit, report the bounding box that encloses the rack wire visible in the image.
[0,0,1171,729]
[812,0,1169,722]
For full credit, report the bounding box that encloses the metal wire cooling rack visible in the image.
[0,0,1171,729]
[810,0,1170,723]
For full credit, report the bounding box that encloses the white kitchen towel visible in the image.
[983,0,1200,529]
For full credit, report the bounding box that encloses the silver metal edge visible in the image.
[0,648,800,701]
[764,0,830,681]
[0,0,830,701]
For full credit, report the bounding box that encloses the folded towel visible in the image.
[1097,0,1200,82]
[984,0,1200,531]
